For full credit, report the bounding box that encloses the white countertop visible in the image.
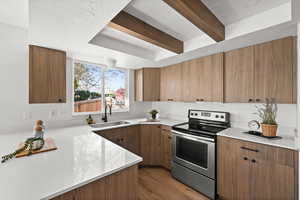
[218,127,297,150]
[90,118,184,132]
[0,125,142,200]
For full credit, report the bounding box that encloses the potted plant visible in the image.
[255,98,278,137]
[149,109,159,121]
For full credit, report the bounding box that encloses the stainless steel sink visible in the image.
[90,121,130,128]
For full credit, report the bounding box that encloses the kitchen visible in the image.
[0,0,300,200]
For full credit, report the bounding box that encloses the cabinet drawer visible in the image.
[223,137,295,167]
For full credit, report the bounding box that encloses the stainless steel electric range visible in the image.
[171,109,230,200]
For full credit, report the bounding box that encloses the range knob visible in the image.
[220,115,224,119]
[195,113,198,116]
[191,113,194,116]
[215,115,219,118]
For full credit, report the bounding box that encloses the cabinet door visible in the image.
[134,69,143,101]
[29,45,66,104]
[160,64,182,101]
[143,68,160,101]
[254,37,294,103]
[140,125,162,166]
[105,165,138,200]
[249,159,295,200]
[125,126,140,155]
[225,46,255,103]
[200,53,224,102]
[217,137,251,200]
[181,59,201,102]
[161,126,172,170]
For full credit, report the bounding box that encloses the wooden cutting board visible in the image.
[16,138,58,158]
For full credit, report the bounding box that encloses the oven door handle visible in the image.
[171,130,215,143]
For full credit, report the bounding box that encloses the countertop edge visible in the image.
[43,158,142,200]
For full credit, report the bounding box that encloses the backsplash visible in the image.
[152,102,297,136]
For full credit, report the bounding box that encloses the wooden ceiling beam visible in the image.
[163,0,225,42]
[108,11,184,54]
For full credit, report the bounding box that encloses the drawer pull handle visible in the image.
[243,157,248,161]
[241,147,259,152]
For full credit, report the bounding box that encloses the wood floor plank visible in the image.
[138,168,209,200]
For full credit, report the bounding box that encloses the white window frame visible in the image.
[72,59,129,116]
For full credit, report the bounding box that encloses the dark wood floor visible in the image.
[138,167,209,200]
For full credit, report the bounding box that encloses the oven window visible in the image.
[176,137,208,169]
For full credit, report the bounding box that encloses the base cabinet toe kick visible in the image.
[217,136,298,200]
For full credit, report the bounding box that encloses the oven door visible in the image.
[172,130,215,179]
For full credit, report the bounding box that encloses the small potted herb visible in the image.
[255,98,278,137]
[149,109,159,120]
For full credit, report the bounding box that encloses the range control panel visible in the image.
[189,110,229,122]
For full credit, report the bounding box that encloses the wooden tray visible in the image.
[16,138,58,158]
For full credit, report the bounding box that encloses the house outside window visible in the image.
[73,60,129,115]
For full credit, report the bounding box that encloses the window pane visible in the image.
[104,68,128,111]
[74,63,102,113]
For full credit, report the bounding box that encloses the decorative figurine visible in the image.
[1,120,45,163]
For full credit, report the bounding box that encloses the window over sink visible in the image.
[73,60,129,115]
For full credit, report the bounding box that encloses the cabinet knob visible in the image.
[251,159,256,163]
[58,98,62,102]
[243,157,248,161]
[168,136,172,139]
[256,99,260,102]
[248,99,253,102]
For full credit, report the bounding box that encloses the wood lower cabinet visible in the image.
[51,165,138,200]
[217,136,297,200]
[96,126,140,155]
[140,125,162,166]
[29,45,66,104]
[135,68,160,101]
[160,125,172,170]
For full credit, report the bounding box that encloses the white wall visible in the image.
[0,22,151,133]
[152,102,297,136]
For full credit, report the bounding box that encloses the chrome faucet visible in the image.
[102,101,112,122]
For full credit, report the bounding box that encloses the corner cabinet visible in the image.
[225,36,297,104]
[29,45,66,104]
[217,136,298,200]
[135,68,160,101]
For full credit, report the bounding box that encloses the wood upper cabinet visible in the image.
[140,125,162,166]
[218,136,297,200]
[29,45,66,104]
[225,46,255,103]
[254,37,295,103]
[135,68,160,101]
[225,36,296,104]
[182,53,223,102]
[160,125,172,170]
[160,63,182,101]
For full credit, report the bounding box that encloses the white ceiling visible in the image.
[0,0,28,28]
[202,0,291,25]
[0,0,294,67]
[91,0,292,61]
